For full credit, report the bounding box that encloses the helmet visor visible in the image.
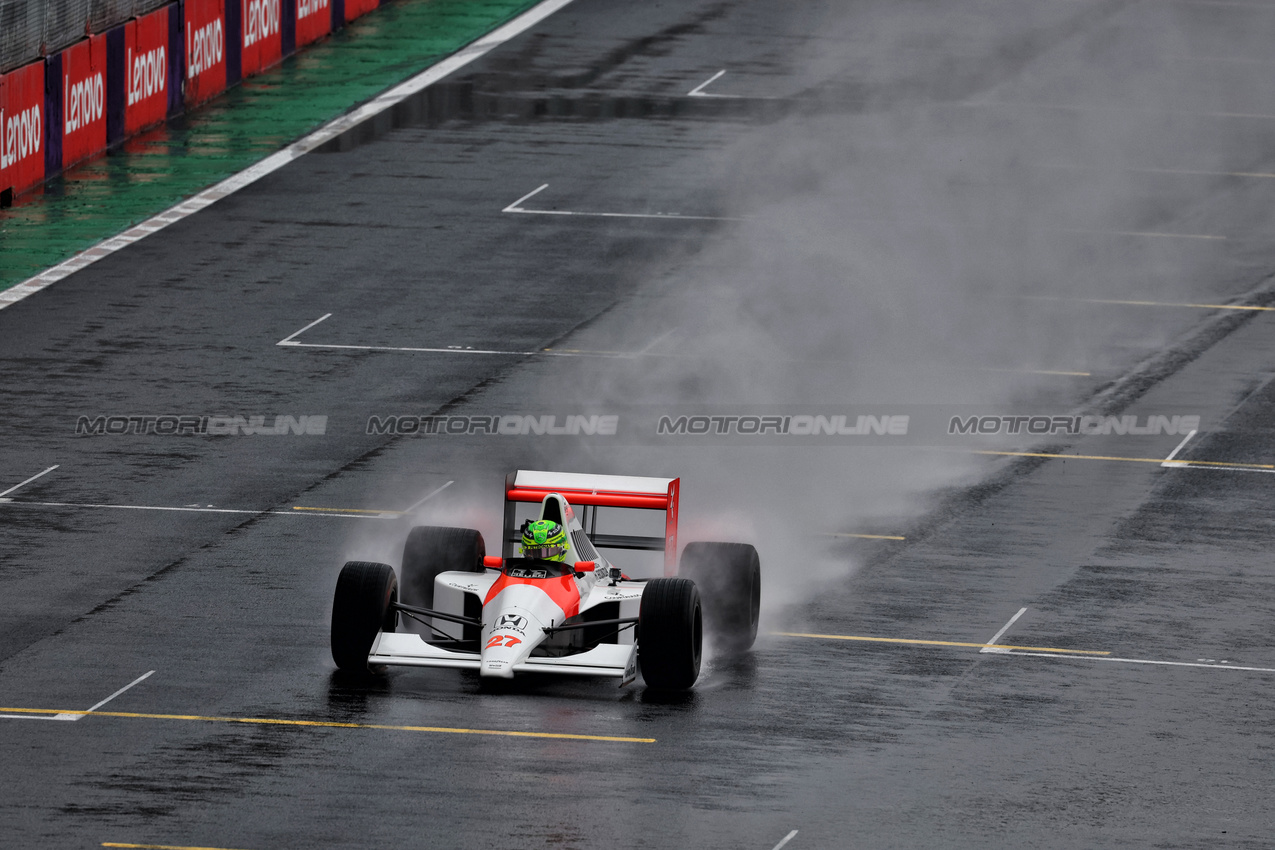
[521,544,567,561]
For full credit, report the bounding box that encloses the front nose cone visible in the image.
[481,584,574,678]
[480,640,521,679]
[481,600,540,678]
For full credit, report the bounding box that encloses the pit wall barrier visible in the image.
[0,0,373,203]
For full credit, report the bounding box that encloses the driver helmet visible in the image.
[519,519,568,561]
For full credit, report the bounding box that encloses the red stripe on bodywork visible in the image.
[484,572,580,619]
[664,478,680,576]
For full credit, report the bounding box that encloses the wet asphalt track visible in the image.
[3,0,1275,847]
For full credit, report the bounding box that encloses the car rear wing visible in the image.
[503,470,680,575]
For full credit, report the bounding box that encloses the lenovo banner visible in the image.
[295,0,330,48]
[124,6,173,135]
[344,0,376,23]
[58,35,109,169]
[184,0,227,106]
[240,0,283,77]
[0,61,46,198]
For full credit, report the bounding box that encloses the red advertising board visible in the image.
[124,6,171,135]
[60,35,109,169]
[184,0,227,106]
[241,0,283,77]
[0,61,45,197]
[295,0,331,48]
[345,0,376,23]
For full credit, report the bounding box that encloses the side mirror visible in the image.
[482,556,503,569]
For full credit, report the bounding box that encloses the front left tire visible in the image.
[331,560,398,673]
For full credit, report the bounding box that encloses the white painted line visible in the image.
[1166,464,1275,474]
[980,608,1027,654]
[686,69,780,100]
[0,713,70,721]
[82,670,155,715]
[277,313,333,346]
[2,670,155,723]
[0,0,580,313]
[688,69,739,98]
[275,316,1085,368]
[403,480,455,513]
[502,182,745,221]
[287,340,538,356]
[1161,429,1197,467]
[637,327,678,355]
[0,501,394,519]
[284,340,685,358]
[282,339,669,358]
[502,183,551,212]
[0,465,59,499]
[1000,650,1275,674]
[771,830,799,850]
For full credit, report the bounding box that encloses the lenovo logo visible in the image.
[64,72,105,134]
[187,19,224,77]
[0,105,41,169]
[127,46,167,106]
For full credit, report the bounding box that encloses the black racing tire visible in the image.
[401,526,486,643]
[679,541,761,654]
[400,525,486,608]
[331,561,398,673]
[638,578,703,691]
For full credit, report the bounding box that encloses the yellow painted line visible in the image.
[979,366,1091,376]
[1037,296,1274,312]
[1053,228,1225,241]
[1034,163,1275,180]
[974,450,1275,470]
[291,506,404,514]
[104,844,255,850]
[777,632,1110,655]
[0,707,653,743]
[827,533,907,541]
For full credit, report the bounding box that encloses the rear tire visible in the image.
[638,578,703,690]
[679,542,761,654]
[331,561,398,673]
[401,526,486,642]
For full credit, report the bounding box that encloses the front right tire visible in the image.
[679,541,761,654]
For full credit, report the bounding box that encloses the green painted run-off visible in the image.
[0,0,540,294]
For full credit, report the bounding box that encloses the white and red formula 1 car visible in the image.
[330,470,761,690]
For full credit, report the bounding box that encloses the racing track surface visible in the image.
[3,0,1275,847]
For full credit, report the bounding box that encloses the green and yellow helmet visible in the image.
[519,519,568,561]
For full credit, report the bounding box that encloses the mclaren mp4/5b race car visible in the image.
[329,470,761,690]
